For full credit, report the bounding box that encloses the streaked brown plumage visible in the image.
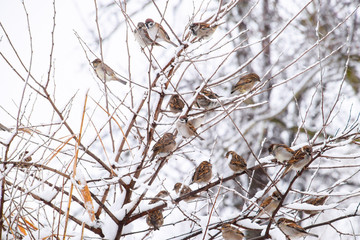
[134,22,164,48]
[283,145,312,175]
[252,191,282,222]
[221,223,244,240]
[19,151,32,162]
[149,190,169,204]
[145,18,178,47]
[303,196,328,215]
[277,218,318,239]
[92,58,127,84]
[231,73,260,94]
[150,133,177,161]
[189,22,219,40]
[268,144,295,164]
[169,94,185,113]
[146,209,164,230]
[173,183,200,202]
[225,151,247,173]
[196,88,220,109]
[176,116,204,140]
[191,161,212,184]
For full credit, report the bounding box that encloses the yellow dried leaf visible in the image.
[24,218,38,230]
[18,225,27,235]
[79,183,96,222]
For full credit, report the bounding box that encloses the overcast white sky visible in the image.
[0,0,220,128]
[1,0,92,126]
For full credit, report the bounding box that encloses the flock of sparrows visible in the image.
[168,73,260,143]
[90,18,260,95]
[89,18,321,239]
[145,142,322,239]
[133,19,221,49]
[91,19,224,84]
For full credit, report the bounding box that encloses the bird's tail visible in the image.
[169,40,178,47]
[244,169,253,177]
[196,134,204,141]
[251,210,263,222]
[150,153,156,162]
[281,165,292,178]
[114,77,127,85]
[307,232,319,238]
[155,42,166,48]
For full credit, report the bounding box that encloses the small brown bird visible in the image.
[268,144,295,164]
[168,94,185,113]
[221,223,245,240]
[19,151,32,162]
[303,196,328,215]
[146,209,164,230]
[191,161,212,184]
[188,115,205,129]
[283,145,312,175]
[277,218,318,239]
[189,22,220,40]
[196,88,220,109]
[145,18,178,47]
[225,151,247,173]
[134,22,164,48]
[173,183,200,202]
[150,133,177,161]
[252,191,282,222]
[231,73,260,95]
[176,116,204,140]
[92,58,127,84]
[149,190,170,204]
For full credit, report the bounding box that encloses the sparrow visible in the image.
[189,22,219,41]
[19,151,32,162]
[188,115,205,129]
[149,190,169,204]
[173,183,200,202]
[91,58,127,84]
[303,196,328,215]
[146,209,164,230]
[231,73,260,95]
[277,218,319,239]
[134,22,164,48]
[225,151,247,173]
[221,223,245,240]
[196,88,220,110]
[268,144,295,164]
[252,191,282,222]
[92,58,126,84]
[283,145,312,176]
[191,161,212,184]
[150,133,177,161]
[145,18,178,47]
[176,116,204,140]
[168,94,185,113]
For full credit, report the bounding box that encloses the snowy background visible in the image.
[1,0,360,239]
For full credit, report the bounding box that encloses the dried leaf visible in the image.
[79,181,96,222]
[24,218,38,230]
[18,225,27,235]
